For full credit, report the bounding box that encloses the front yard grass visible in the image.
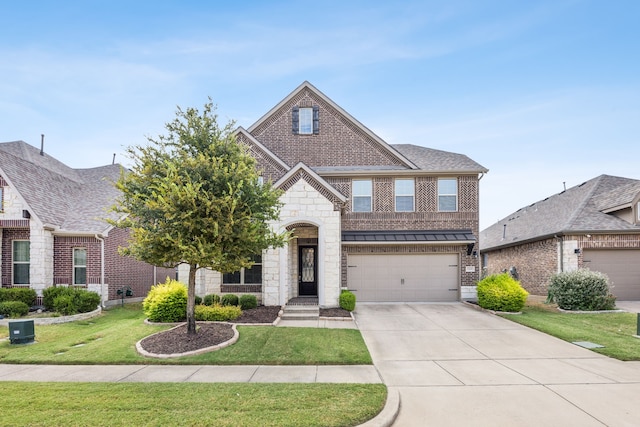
[500,301,640,361]
[0,303,372,365]
[0,382,387,427]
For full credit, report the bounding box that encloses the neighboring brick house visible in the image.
[480,175,640,300]
[183,81,488,306]
[0,141,174,306]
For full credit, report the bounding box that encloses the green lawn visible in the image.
[501,304,640,361]
[0,382,387,427]
[0,304,372,365]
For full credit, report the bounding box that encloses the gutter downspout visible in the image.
[95,234,106,308]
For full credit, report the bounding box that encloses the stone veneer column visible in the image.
[28,223,54,296]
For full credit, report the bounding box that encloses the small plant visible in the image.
[239,294,258,310]
[477,273,528,312]
[0,301,30,318]
[221,294,239,307]
[339,290,356,312]
[548,269,616,311]
[143,278,187,322]
[195,295,203,305]
[203,294,220,306]
[195,304,242,321]
[0,288,37,306]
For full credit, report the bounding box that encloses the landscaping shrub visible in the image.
[221,294,239,307]
[195,304,242,321]
[339,290,356,312]
[0,301,30,318]
[203,294,220,306]
[42,287,100,315]
[477,273,528,312]
[143,278,187,322]
[239,294,258,310]
[548,269,616,311]
[195,295,203,305]
[0,288,37,306]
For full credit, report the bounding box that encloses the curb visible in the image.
[356,388,400,427]
[136,323,239,359]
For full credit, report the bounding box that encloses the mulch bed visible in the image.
[138,305,353,356]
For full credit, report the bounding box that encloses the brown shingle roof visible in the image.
[480,175,640,251]
[392,144,488,173]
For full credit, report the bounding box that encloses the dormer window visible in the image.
[292,106,319,135]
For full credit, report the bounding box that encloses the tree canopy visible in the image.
[111,101,287,333]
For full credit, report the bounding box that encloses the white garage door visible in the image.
[347,254,459,302]
[583,249,640,300]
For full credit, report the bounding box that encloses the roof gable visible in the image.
[274,162,347,207]
[247,81,417,170]
[481,175,640,251]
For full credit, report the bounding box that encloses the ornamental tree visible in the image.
[111,101,287,333]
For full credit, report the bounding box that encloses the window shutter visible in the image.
[292,106,299,134]
[312,105,320,134]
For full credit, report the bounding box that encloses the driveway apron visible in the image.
[354,303,640,427]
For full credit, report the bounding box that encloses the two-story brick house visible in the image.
[0,140,175,306]
[184,82,488,306]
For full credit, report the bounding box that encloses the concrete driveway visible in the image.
[354,303,640,427]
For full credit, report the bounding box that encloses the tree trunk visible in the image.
[186,264,197,334]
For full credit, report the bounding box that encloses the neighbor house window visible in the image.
[395,179,415,212]
[438,178,458,212]
[352,179,372,212]
[12,240,30,285]
[73,248,87,285]
[223,254,262,285]
[0,187,4,211]
[292,106,319,135]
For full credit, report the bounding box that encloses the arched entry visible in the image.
[285,222,320,298]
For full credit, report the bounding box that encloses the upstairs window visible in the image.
[292,106,319,135]
[13,240,30,285]
[223,254,262,285]
[395,179,415,212]
[352,179,372,212]
[73,248,87,285]
[438,178,458,212]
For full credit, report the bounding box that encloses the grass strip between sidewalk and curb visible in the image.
[0,304,372,365]
[500,304,640,361]
[0,382,387,427]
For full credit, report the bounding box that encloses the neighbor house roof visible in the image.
[480,174,640,251]
[0,141,123,235]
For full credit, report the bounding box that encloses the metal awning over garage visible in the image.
[342,229,476,244]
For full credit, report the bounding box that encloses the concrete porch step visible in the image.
[281,304,320,321]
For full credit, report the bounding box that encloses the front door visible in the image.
[298,246,318,296]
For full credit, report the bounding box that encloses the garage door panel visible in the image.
[583,250,640,300]
[348,254,459,302]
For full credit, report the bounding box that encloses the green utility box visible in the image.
[9,319,35,344]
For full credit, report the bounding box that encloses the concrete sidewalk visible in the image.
[355,302,640,427]
[0,363,381,384]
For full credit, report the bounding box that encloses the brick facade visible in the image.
[53,236,102,285]
[1,228,30,286]
[104,227,175,300]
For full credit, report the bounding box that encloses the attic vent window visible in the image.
[292,106,319,135]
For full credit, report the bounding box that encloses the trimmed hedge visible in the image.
[477,273,528,312]
[0,301,30,318]
[143,278,187,322]
[0,288,37,306]
[203,294,220,306]
[195,304,242,321]
[42,287,101,315]
[339,290,356,312]
[548,269,616,311]
[221,294,239,307]
[239,294,258,310]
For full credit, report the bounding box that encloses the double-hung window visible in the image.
[352,179,372,212]
[292,106,320,135]
[299,107,313,134]
[438,178,458,212]
[73,248,87,285]
[223,254,262,285]
[395,179,415,212]
[12,240,30,285]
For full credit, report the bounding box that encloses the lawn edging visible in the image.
[136,322,240,359]
[0,307,102,327]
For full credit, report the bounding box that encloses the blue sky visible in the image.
[1,1,638,229]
